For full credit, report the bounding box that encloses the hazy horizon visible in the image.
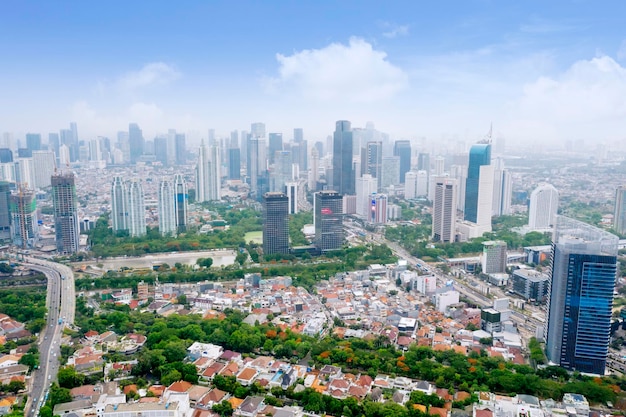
[2,1,626,147]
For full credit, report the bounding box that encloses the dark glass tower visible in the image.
[51,172,80,253]
[361,141,383,186]
[464,142,491,223]
[314,190,343,252]
[263,192,289,255]
[228,148,241,180]
[393,140,411,183]
[129,123,144,164]
[26,133,42,152]
[545,216,618,375]
[332,121,354,195]
[174,174,188,233]
[268,133,283,165]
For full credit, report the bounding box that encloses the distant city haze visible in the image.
[2,2,626,147]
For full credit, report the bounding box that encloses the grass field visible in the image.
[244,231,263,244]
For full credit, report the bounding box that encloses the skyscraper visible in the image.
[158,179,176,236]
[196,141,221,202]
[51,172,80,253]
[381,156,400,189]
[464,142,493,229]
[481,241,507,274]
[268,133,283,164]
[613,186,626,235]
[263,192,289,255]
[356,174,378,218]
[393,140,411,183]
[370,193,388,224]
[228,148,241,180]
[432,178,457,243]
[314,190,343,252]
[528,183,559,230]
[126,180,146,237]
[332,121,355,195]
[270,150,292,192]
[174,174,188,233]
[293,128,303,143]
[545,216,618,375]
[10,189,38,247]
[0,182,11,240]
[361,141,382,183]
[492,158,512,217]
[284,182,298,215]
[111,176,127,233]
[128,123,144,164]
[26,133,42,152]
[32,151,56,189]
[175,133,186,164]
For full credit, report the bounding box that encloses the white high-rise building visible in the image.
[528,183,559,230]
[432,178,457,242]
[405,171,418,200]
[451,165,467,212]
[309,147,319,191]
[59,144,71,166]
[32,151,56,189]
[14,158,35,190]
[126,180,146,237]
[284,181,298,214]
[380,156,400,189]
[356,174,378,217]
[196,141,221,202]
[158,178,176,236]
[476,164,494,229]
[492,158,512,217]
[111,176,127,233]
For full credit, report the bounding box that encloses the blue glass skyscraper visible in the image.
[545,216,618,375]
[464,142,491,223]
[332,121,355,195]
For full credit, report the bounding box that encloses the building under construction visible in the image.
[10,188,38,248]
[51,172,80,253]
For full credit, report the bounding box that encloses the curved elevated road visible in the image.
[23,258,75,416]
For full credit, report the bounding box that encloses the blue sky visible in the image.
[2,1,626,147]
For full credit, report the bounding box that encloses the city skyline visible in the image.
[2,2,626,146]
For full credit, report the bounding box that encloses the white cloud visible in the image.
[617,40,626,62]
[118,62,180,90]
[507,55,626,142]
[381,22,409,39]
[266,37,408,103]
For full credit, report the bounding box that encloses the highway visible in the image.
[22,258,75,416]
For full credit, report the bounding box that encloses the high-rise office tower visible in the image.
[26,133,42,152]
[59,145,71,167]
[126,180,146,237]
[111,176,127,233]
[0,182,11,240]
[370,193,388,224]
[417,152,430,172]
[290,140,308,172]
[464,142,493,230]
[175,134,186,164]
[196,141,221,202]
[545,216,618,375]
[128,123,144,164]
[294,128,303,143]
[0,149,13,164]
[228,148,241,180]
[158,178,176,236]
[332,121,355,195]
[51,172,80,253]
[270,150,292,192]
[434,156,445,176]
[14,158,35,190]
[173,174,188,233]
[251,122,266,139]
[10,189,38,247]
[166,129,177,165]
[268,133,283,164]
[481,241,507,274]
[229,130,239,148]
[393,140,411,183]
[309,147,319,191]
[356,174,378,218]
[263,192,289,255]
[528,183,559,230]
[492,158,512,217]
[32,151,56,189]
[48,133,60,161]
[613,186,626,235]
[314,190,343,252]
[432,178,457,243]
[154,136,168,165]
[284,182,298,215]
[381,156,400,189]
[361,141,382,183]
[451,165,467,213]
